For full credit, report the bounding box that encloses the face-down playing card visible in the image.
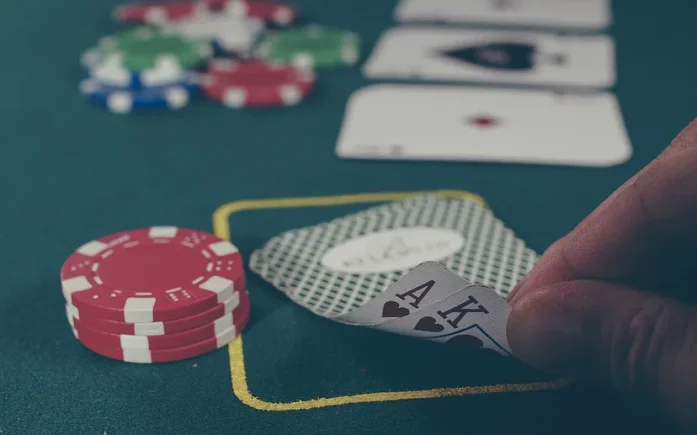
[249,195,535,354]
[335,84,632,168]
[362,27,615,89]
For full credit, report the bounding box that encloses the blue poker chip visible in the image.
[79,73,200,114]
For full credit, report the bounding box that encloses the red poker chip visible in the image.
[201,59,315,107]
[208,0,297,25]
[67,289,249,336]
[69,298,249,350]
[114,0,297,25]
[113,2,206,23]
[73,308,250,363]
[61,226,245,323]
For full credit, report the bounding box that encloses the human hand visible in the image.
[506,119,697,430]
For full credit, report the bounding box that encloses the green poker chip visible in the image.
[81,26,212,72]
[255,25,360,69]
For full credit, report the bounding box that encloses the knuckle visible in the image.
[609,302,678,395]
[609,300,697,424]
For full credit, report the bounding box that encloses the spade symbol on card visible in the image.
[414,316,445,332]
[382,301,410,318]
[440,42,536,71]
[440,42,568,72]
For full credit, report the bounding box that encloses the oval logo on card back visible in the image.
[320,227,464,274]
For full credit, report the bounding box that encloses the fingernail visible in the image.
[508,289,584,376]
[507,276,529,303]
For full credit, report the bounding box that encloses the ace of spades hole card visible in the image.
[249,195,539,357]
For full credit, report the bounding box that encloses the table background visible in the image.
[1,0,694,433]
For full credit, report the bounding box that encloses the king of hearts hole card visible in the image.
[249,195,539,356]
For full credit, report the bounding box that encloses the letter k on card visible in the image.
[336,261,475,326]
[378,282,512,356]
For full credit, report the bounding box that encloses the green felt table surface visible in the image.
[1,0,695,433]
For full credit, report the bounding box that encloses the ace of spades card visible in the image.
[249,195,539,356]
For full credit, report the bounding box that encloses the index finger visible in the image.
[510,118,697,302]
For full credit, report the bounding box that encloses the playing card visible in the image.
[249,195,538,320]
[377,283,512,356]
[394,0,612,31]
[336,261,476,326]
[362,27,615,89]
[335,84,632,167]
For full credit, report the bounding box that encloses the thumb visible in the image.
[507,281,697,428]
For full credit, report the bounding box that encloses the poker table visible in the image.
[2,0,696,433]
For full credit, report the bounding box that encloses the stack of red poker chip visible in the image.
[201,58,315,108]
[60,226,250,364]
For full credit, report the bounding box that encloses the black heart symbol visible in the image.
[414,316,444,332]
[382,301,410,318]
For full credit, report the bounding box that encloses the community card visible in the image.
[362,27,615,89]
[249,195,538,321]
[394,0,612,31]
[378,282,512,356]
[335,84,632,167]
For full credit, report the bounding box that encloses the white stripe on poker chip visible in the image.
[80,49,102,69]
[149,226,177,238]
[124,298,157,323]
[164,87,190,109]
[79,78,99,94]
[209,240,239,256]
[62,276,93,300]
[133,322,166,336]
[119,324,238,363]
[77,239,109,256]
[273,7,293,24]
[215,324,238,347]
[279,85,302,105]
[120,334,150,349]
[122,348,153,363]
[222,88,247,107]
[340,45,359,64]
[199,276,235,298]
[225,291,241,311]
[213,311,234,332]
[66,304,80,320]
[106,91,134,114]
[223,0,248,16]
[140,57,185,87]
[144,7,168,24]
[292,53,314,70]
